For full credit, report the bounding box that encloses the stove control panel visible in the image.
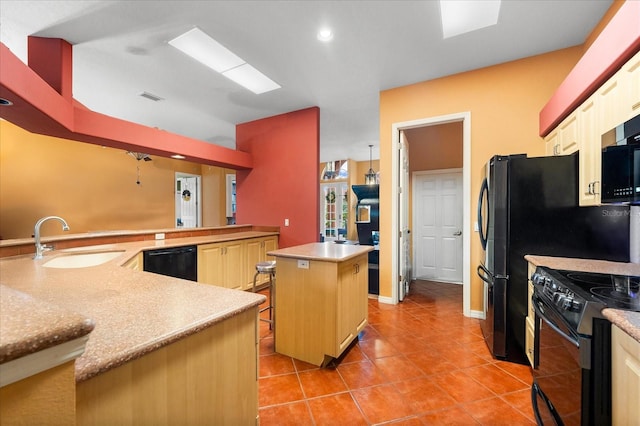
[531,271,584,312]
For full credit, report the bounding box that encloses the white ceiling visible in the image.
[0,0,612,162]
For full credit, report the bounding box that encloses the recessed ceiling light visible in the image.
[440,0,501,39]
[171,154,186,160]
[168,27,280,94]
[0,98,13,106]
[317,28,334,42]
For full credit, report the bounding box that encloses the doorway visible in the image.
[390,112,473,318]
[175,173,202,228]
[412,169,463,283]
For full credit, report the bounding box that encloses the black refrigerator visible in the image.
[476,153,630,364]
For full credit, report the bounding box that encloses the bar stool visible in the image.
[252,261,276,329]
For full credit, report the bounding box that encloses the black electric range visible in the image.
[529,267,639,425]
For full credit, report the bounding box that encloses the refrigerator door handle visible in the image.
[477,177,489,250]
[477,264,493,286]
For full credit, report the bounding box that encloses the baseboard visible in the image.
[377,295,395,305]
[468,309,485,319]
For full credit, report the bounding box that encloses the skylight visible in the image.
[440,0,501,39]
[168,27,281,94]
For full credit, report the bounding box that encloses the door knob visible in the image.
[453,230,462,236]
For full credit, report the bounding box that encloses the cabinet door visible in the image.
[622,50,640,121]
[336,255,368,354]
[597,76,623,136]
[611,325,640,425]
[558,113,578,155]
[223,241,244,290]
[123,252,143,271]
[198,244,225,286]
[578,96,600,206]
[245,239,263,290]
[263,236,278,261]
[544,131,559,156]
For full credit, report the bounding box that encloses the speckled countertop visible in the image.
[0,285,95,363]
[0,231,270,382]
[526,255,640,343]
[268,242,373,262]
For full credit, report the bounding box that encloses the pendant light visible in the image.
[364,144,377,185]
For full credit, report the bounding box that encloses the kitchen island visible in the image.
[268,242,373,366]
[0,229,269,425]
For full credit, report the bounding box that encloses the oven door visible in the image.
[531,293,583,426]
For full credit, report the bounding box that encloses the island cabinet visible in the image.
[197,240,245,290]
[611,324,640,426]
[76,307,259,425]
[269,243,372,366]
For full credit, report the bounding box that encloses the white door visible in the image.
[413,170,463,283]
[320,182,348,240]
[175,174,200,228]
[398,131,411,300]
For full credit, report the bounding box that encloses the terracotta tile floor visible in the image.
[257,280,535,425]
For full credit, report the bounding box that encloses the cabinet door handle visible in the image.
[592,181,599,195]
[586,182,593,195]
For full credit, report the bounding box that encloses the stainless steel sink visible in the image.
[42,250,125,268]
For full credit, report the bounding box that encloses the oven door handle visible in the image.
[532,294,579,348]
[531,382,564,426]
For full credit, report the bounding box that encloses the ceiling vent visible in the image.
[138,91,164,102]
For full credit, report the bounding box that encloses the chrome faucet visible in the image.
[34,216,69,259]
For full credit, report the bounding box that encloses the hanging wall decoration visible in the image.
[126,151,152,185]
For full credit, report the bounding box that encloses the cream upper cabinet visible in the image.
[611,324,640,426]
[620,50,640,121]
[578,95,600,206]
[544,52,640,205]
[544,112,578,156]
[544,130,559,156]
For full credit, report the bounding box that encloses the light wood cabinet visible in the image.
[244,236,278,290]
[545,112,578,156]
[611,324,640,426]
[336,257,368,354]
[122,252,143,271]
[274,252,369,366]
[198,241,245,290]
[76,307,259,425]
[0,361,76,426]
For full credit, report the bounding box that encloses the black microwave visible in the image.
[601,114,640,205]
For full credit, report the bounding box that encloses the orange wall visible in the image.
[379,46,583,310]
[0,120,228,240]
[236,107,320,248]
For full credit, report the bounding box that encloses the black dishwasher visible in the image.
[143,245,197,281]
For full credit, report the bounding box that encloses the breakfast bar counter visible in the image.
[268,242,373,366]
[0,228,272,424]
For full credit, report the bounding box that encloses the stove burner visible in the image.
[590,286,640,310]
[565,272,611,286]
